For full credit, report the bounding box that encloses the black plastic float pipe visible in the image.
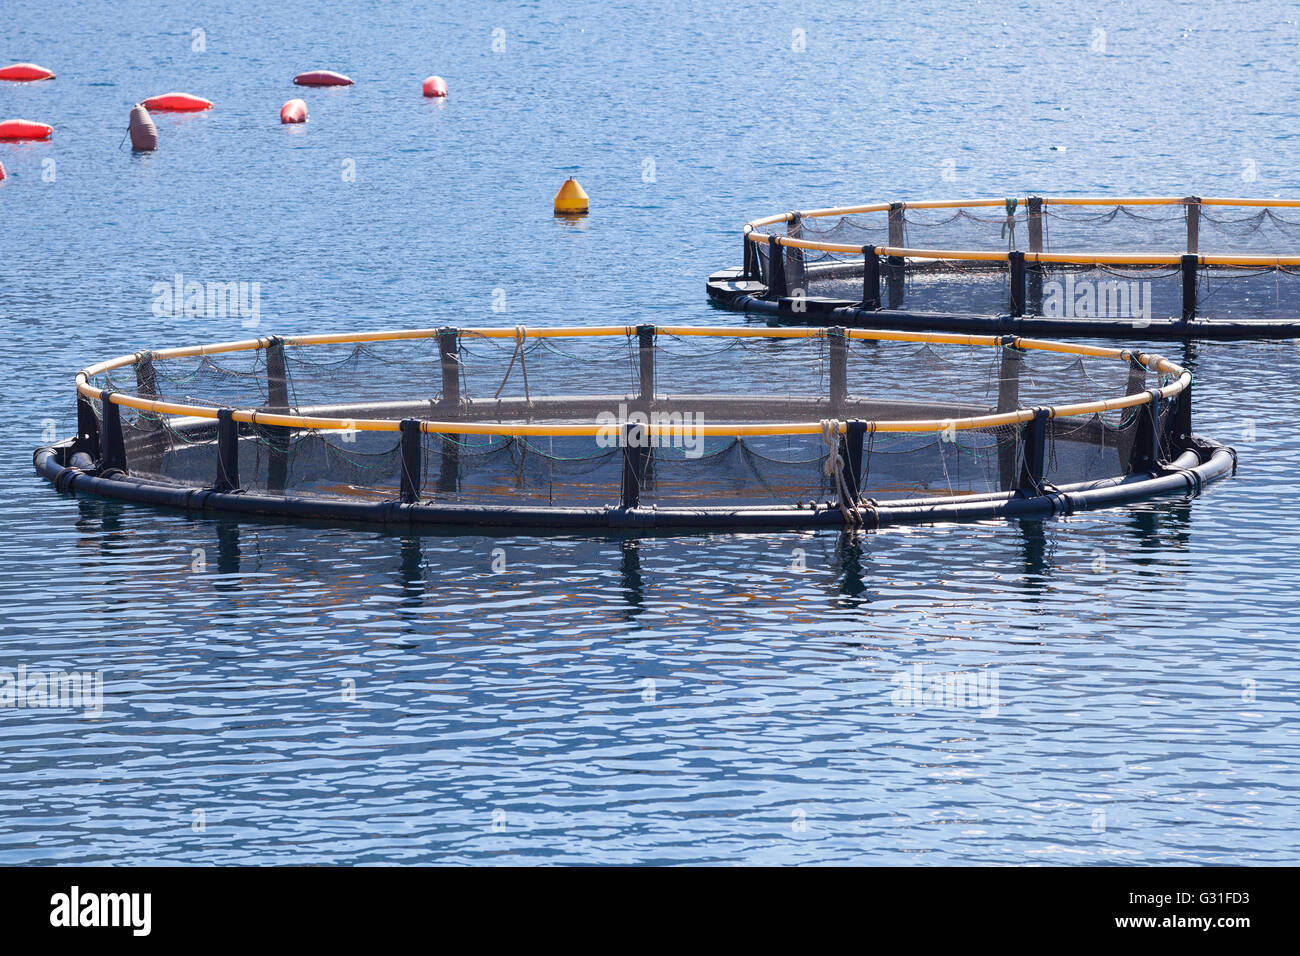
[32,442,1235,532]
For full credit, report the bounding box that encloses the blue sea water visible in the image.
[0,0,1298,864]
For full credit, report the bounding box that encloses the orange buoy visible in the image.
[294,70,353,87]
[141,92,213,112]
[422,75,447,97]
[280,99,308,124]
[129,105,158,151]
[0,119,52,140]
[554,177,589,215]
[0,63,55,82]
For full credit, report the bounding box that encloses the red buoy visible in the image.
[294,70,353,87]
[141,92,213,112]
[0,119,52,140]
[129,105,158,151]
[422,75,447,97]
[280,99,308,124]
[0,63,55,82]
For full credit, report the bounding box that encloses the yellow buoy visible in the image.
[553,177,589,215]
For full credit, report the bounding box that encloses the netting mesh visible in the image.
[80,330,1174,512]
[752,201,1300,322]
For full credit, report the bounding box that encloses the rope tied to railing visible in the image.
[821,419,863,527]
[1001,197,1018,250]
[494,325,532,404]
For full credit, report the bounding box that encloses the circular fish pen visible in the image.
[708,196,1300,338]
[34,326,1234,531]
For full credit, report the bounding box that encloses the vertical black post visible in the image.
[264,337,290,494]
[132,352,167,466]
[1185,196,1201,255]
[785,213,806,295]
[1181,254,1198,322]
[1125,391,1163,474]
[996,338,1023,491]
[861,246,880,310]
[75,391,102,460]
[98,390,126,473]
[620,422,645,510]
[637,324,655,406]
[839,420,866,503]
[1116,354,1148,466]
[886,202,905,309]
[265,337,289,409]
[742,228,759,281]
[436,435,460,493]
[767,235,788,299]
[215,408,239,492]
[828,327,847,412]
[1171,383,1193,451]
[399,419,422,504]
[439,328,460,406]
[1027,196,1044,315]
[1008,250,1026,318]
[1016,407,1050,494]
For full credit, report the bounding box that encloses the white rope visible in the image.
[821,419,863,527]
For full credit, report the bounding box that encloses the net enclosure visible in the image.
[709,196,1300,338]
[35,325,1234,531]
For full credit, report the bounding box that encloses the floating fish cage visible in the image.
[708,196,1300,338]
[34,325,1234,531]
